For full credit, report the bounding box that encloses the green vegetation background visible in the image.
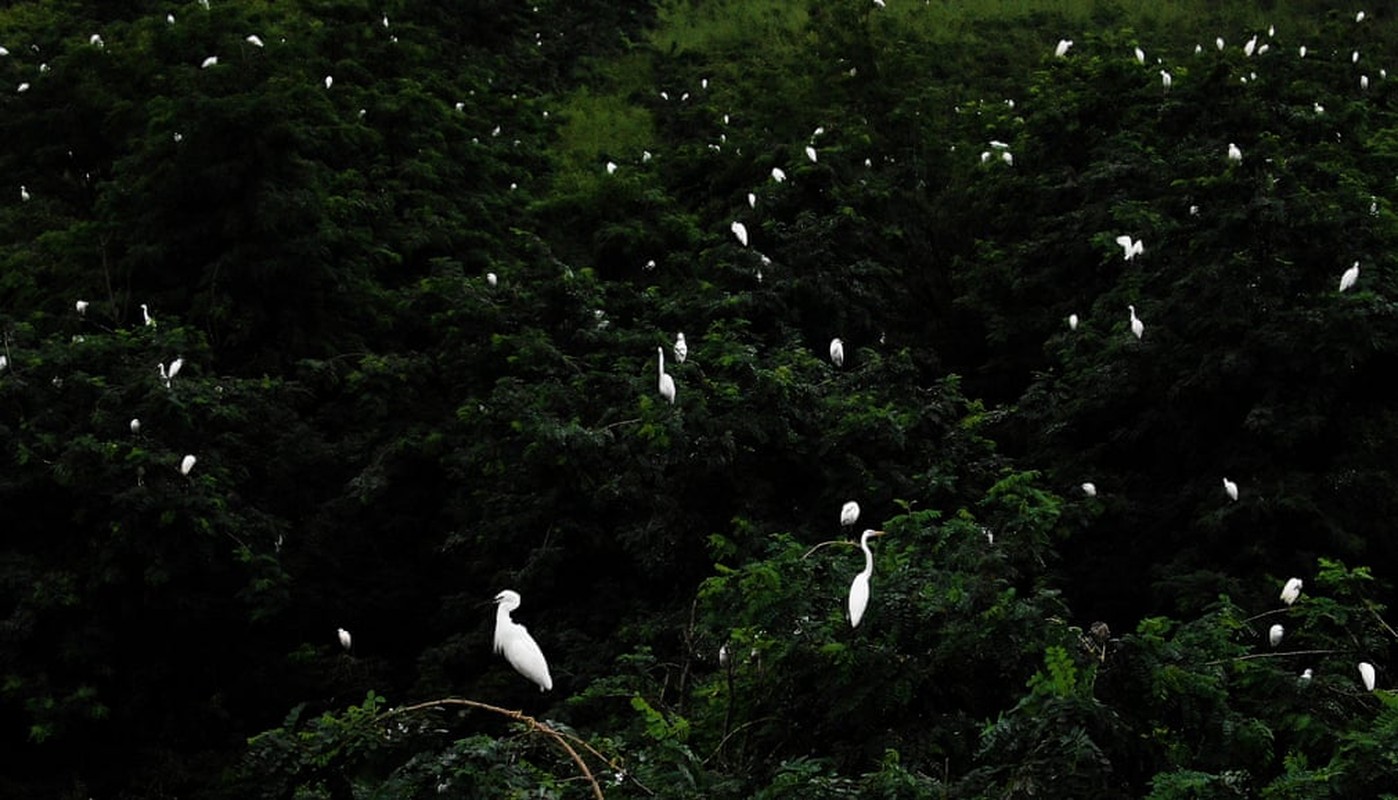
[2,0,1397,797]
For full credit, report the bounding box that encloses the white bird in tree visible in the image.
[486,272,498,287]
[1357,10,1366,23]
[246,35,264,47]
[1129,305,1145,340]
[130,418,141,434]
[1340,261,1360,292]
[20,185,30,202]
[1055,39,1073,57]
[674,333,687,363]
[1269,624,1284,647]
[829,337,844,367]
[1358,661,1376,691]
[841,501,860,527]
[731,220,748,247]
[606,161,617,174]
[848,529,886,628]
[1068,313,1080,331]
[1116,235,1144,261]
[1227,143,1243,163]
[805,145,818,163]
[771,167,786,183]
[75,300,89,315]
[1361,75,1369,90]
[1081,482,1097,497]
[494,590,552,691]
[1161,70,1172,89]
[337,627,352,652]
[141,304,155,327]
[1223,477,1239,501]
[1134,46,1145,64]
[324,75,333,89]
[747,192,756,209]
[201,56,218,68]
[657,347,676,405]
[1244,35,1258,57]
[180,454,197,476]
[1280,577,1303,605]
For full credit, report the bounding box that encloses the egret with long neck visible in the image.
[848,529,886,628]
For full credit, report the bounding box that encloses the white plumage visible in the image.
[848,529,885,628]
[1358,661,1376,692]
[1128,305,1144,340]
[1280,577,1303,606]
[1223,477,1238,501]
[829,338,844,367]
[1269,624,1284,647]
[494,590,552,691]
[674,333,687,364]
[840,501,860,527]
[731,220,748,247]
[657,347,676,405]
[1081,482,1097,497]
[180,454,197,475]
[337,627,352,651]
[1340,261,1359,292]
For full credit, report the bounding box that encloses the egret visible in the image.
[141,304,155,327]
[1055,39,1072,57]
[1128,305,1144,340]
[1068,313,1080,330]
[1227,143,1242,163]
[1244,35,1257,57]
[1001,151,1013,166]
[20,185,30,202]
[0,355,6,371]
[1216,37,1225,51]
[166,357,184,382]
[657,347,676,405]
[90,34,104,48]
[246,35,264,47]
[1280,577,1303,605]
[747,192,756,209]
[1361,74,1370,90]
[0,46,7,56]
[180,454,197,475]
[1358,661,1376,692]
[324,75,333,89]
[1134,46,1145,64]
[1353,50,1360,64]
[731,220,748,247]
[771,167,786,183]
[1269,624,1284,647]
[841,501,860,527]
[1298,45,1307,58]
[606,161,617,174]
[1115,235,1144,261]
[829,337,844,367]
[493,590,552,691]
[1161,70,1172,89]
[674,332,687,363]
[16,82,29,93]
[1081,482,1097,497]
[1299,668,1313,684]
[1223,477,1239,501]
[337,627,352,652]
[1340,261,1360,292]
[201,56,218,68]
[486,272,498,287]
[848,529,886,628]
[130,418,140,434]
[75,300,88,315]
[805,145,818,163]
[1357,10,1366,22]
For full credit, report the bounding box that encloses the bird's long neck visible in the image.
[493,604,513,653]
[860,536,875,577]
[658,347,665,375]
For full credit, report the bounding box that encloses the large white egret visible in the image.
[75,300,89,315]
[771,167,786,183]
[201,55,218,68]
[337,627,352,652]
[828,337,845,367]
[731,220,748,247]
[141,304,155,327]
[324,75,333,89]
[1068,313,1080,330]
[1134,46,1145,64]
[1359,661,1376,691]
[805,145,818,163]
[1128,305,1144,340]
[1055,39,1072,57]
[1223,477,1239,501]
[1340,261,1360,292]
[1161,70,1172,89]
[657,347,676,405]
[130,418,141,434]
[246,35,264,47]
[180,454,197,475]
[1227,143,1242,163]
[674,333,687,363]
[1115,235,1144,261]
[167,357,184,380]
[1280,577,1303,605]
[840,501,860,527]
[1269,624,1284,647]
[494,590,552,691]
[1081,482,1097,497]
[486,272,498,287]
[20,185,30,201]
[848,529,886,628]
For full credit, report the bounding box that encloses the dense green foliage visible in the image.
[3,1,1398,797]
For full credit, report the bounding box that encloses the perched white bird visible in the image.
[1357,11,1366,23]
[486,272,498,287]
[201,56,218,68]
[20,185,30,202]
[848,529,886,628]
[246,35,264,47]
[1068,313,1080,330]
[1244,35,1257,57]
[1128,305,1144,340]
[167,357,184,381]
[1299,668,1313,684]
[657,347,676,405]
[1340,261,1360,292]
[494,590,552,691]
[1161,70,1172,89]
[805,145,818,163]
[1227,143,1242,163]
[1001,151,1013,166]
[605,161,617,174]
[130,418,141,434]
[337,627,352,652]
[141,303,155,327]
[841,501,860,527]
[1216,37,1225,51]
[1269,624,1284,647]
[1223,478,1239,501]
[1081,482,1097,497]
[75,300,89,315]
[829,337,844,367]
[1134,46,1145,64]
[0,354,7,371]
[731,220,748,247]
[16,82,29,93]
[1280,577,1303,605]
[1358,661,1376,692]
[324,75,333,89]
[1298,45,1307,58]
[1361,75,1370,90]
[180,454,197,475]
[771,167,786,183]
[89,34,104,48]
[674,333,687,363]
[1115,235,1144,261]
[747,192,756,209]
[1055,39,1073,57]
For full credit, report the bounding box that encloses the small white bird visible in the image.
[89,34,104,48]
[731,220,748,247]
[494,590,553,691]
[246,35,264,47]
[0,354,7,371]
[1128,305,1144,340]
[805,145,818,163]
[1055,39,1073,57]
[1280,577,1303,605]
[829,337,844,367]
[1227,142,1243,163]
[180,454,197,475]
[75,300,89,315]
[1244,35,1258,57]
[1001,151,1013,166]
[1115,235,1144,261]
[657,347,676,405]
[20,185,30,202]
[324,75,333,89]
[771,167,786,183]
[1223,477,1239,501]
[1353,50,1361,64]
[16,82,29,93]
[1081,482,1097,497]
[201,56,218,68]
[1216,37,1225,51]
[674,333,687,363]
[1361,75,1370,90]
[1161,70,1172,89]
[1298,45,1307,58]
[1299,668,1313,684]
[747,192,756,209]
[1357,10,1366,23]
[1068,313,1080,331]
[141,303,155,327]
[167,357,184,380]
[130,418,141,434]
[1340,261,1360,292]
[606,161,617,174]
[1134,46,1145,64]
[840,501,860,527]
[1359,661,1376,692]
[486,272,497,287]
[1269,624,1284,647]
[848,529,886,628]
[337,627,352,652]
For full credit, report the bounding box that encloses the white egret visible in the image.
[674,333,687,363]
[89,34,104,48]
[841,501,860,527]
[747,192,756,209]
[0,355,7,371]
[246,35,264,47]
[337,627,352,652]
[1359,661,1376,691]
[75,300,89,315]
[1227,143,1242,163]
[1353,50,1360,64]
[324,75,333,89]
[1299,668,1313,684]
[201,56,218,68]
[1216,37,1225,51]
[1134,46,1145,64]
[1055,39,1072,57]
[1115,235,1144,261]
[1298,45,1307,58]
[606,161,617,174]
[731,220,748,247]
[1223,477,1239,501]
[1068,313,1079,330]
[20,185,30,202]
[1340,261,1360,292]
[1081,482,1097,497]
[180,454,197,475]
[805,145,818,163]
[1357,11,1366,23]
[1161,70,1172,89]
[980,151,992,163]
[1244,35,1257,57]
[17,82,29,93]
[771,167,786,183]
[486,272,498,287]
[130,418,140,434]
[657,347,676,405]
[1280,577,1303,605]
[829,337,844,367]
[0,47,7,56]
[1128,305,1144,340]
[1269,624,1284,647]
[1361,75,1370,90]
[141,304,155,327]
[1001,151,1013,166]
[493,590,552,691]
[848,529,886,628]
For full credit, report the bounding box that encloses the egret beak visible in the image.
[872,530,886,537]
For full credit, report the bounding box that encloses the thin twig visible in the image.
[1367,605,1398,640]
[801,540,856,560]
[703,716,779,766]
[1201,648,1341,667]
[1239,607,1291,624]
